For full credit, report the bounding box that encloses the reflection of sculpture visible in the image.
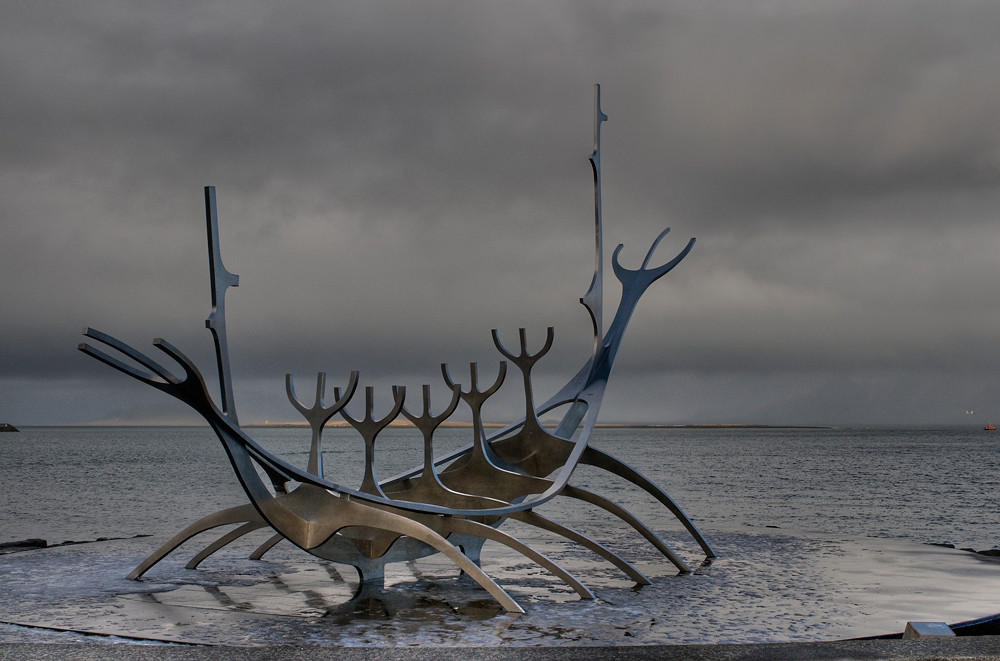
[80,85,714,613]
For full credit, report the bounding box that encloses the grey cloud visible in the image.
[2,1,1000,426]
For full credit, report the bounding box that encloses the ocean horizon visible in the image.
[2,424,996,554]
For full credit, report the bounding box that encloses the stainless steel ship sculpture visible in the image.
[80,86,715,613]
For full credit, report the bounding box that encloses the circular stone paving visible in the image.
[1,526,998,647]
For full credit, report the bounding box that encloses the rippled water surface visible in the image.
[2,425,997,551]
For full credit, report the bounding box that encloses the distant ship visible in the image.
[985,424,996,431]
[0,423,18,432]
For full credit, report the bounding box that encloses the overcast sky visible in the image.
[3,1,1000,427]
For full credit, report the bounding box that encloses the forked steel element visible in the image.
[488,330,693,572]
[431,328,668,579]
[328,384,597,598]
[488,326,563,476]
[384,384,597,598]
[286,371,359,477]
[83,328,597,603]
[80,86,713,612]
[386,383,468,504]
[340,386,406,497]
[79,330,526,612]
[190,371,360,564]
[437,360,551,502]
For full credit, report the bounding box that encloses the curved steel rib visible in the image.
[379,230,706,570]
[508,510,649,586]
[446,517,595,600]
[581,446,716,558]
[79,327,613,519]
[561,485,690,573]
[126,503,260,580]
[186,520,268,570]
[85,232,705,593]
[79,331,526,612]
[81,89,711,608]
[249,533,284,560]
[176,371,359,569]
[385,384,595,598]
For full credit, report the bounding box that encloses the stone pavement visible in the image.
[3,640,1000,661]
[1,527,999,652]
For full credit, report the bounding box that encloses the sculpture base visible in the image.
[1,527,998,646]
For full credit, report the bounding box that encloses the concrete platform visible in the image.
[0,527,998,648]
[3,639,1000,661]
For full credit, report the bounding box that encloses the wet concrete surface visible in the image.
[1,526,999,649]
[4,639,1000,661]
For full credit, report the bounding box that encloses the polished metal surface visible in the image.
[286,372,358,477]
[79,86,709,613]
[581,84,608,363]
[203,187,240,425]
[341,385,406,497]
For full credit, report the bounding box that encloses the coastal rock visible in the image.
[0,423,18,432]
[0,538,46,549]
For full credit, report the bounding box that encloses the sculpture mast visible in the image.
[581,83,608,364]
[204,186,240,424]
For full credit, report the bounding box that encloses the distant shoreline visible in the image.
[243,421,833,430]
[22,422,845,429]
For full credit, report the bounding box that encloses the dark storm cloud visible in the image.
[2,1,999,425]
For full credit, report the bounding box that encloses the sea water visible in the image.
[1,425,997,551]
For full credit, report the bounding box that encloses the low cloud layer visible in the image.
[3,1,1000,426]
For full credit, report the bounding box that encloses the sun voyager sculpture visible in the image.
[80,85,715,613]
